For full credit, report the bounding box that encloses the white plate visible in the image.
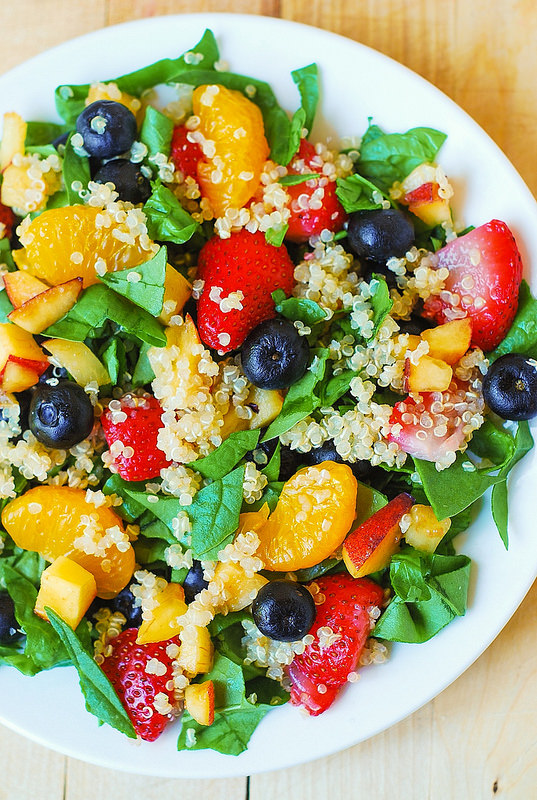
[0,12,536,779]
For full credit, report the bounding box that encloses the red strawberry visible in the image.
[422,220,523,351]
[196,229,295,352]
[0,202,15,240]
[285,139,347,244]
[101,628,178,741]
[286,574,384,715]
[101,393,171,481]
[170,124,203,180]
[387,380,482,463]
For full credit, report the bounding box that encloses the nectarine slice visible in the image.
[8,277,83,334]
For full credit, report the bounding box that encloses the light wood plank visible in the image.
[107,0,279,25]
[0,723,66,800]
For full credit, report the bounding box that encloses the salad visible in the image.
[0,27,535,755]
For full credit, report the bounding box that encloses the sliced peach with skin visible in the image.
[342,492,414,578]
[403,504,451,554]
[184,681,215,726]
[177,624,214,677]
[34,555,97,629]
[405,354,453,393]
[0,112,26,171]
[421,318,473,365]
[1,360,40,393]
[400,163,452,226]
[8,277,83,334]
[136,582,188,644]
[0,322,49,374]
[1,486,135,598]
[3,271,49,308]
[42,339,110,387]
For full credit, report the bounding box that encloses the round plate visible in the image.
[0,12,536,779]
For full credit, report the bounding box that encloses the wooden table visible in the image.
[1,1,537,798]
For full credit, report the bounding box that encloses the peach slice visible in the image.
[159,265,192,325]
[400,163,452,226]
[342,492,414,578]
[42,339,110,387]
[3,271,49,308]
[34,555,97,629]
[421,318,472,365]
[184,681,215,726]
[177,625,214,677]
[405,354,452,393]
[136,583,188,645]
[403,504,451,554]
[0,112,26,171]
[2,360,40,393]
[8,277,83,334]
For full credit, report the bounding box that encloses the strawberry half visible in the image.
[286,574,384,715]
[422,220,523,351]
[196,229,295,352]
[170,124,203,181]
[101,628,178,741]
[101,393,171,481]
[0,202,15,240]
[285,139,347,244]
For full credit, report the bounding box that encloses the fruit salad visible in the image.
[0,28,535,755]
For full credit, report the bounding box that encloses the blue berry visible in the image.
[183,561,209,603]
[0,592,20,644]
[482,353,537,420]
[29,381,94,449]
[94,159,151,205]
[241,318,309,390]
[111,588,142,628]
[252,580,316,642]
[76,100,137,159]
[347,208,414,262]
[304,441,375,481]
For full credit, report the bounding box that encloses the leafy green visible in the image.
[100,338,126,385]
[100,245,167,316]
[140,106,174,159]
[44,284,166,347]
[177,653,284,755]
[318,369,355,407]
[335,173,387,213]
[373,546,471,643]
[63,133,91,205]
[47,609,137,739]
[262,442,281,483]
[354,481,388,527]
[188,429,260,480]
[102,474,150,524]
[132,341,156,387]
[263,348,329,441]
[278,173,319,186]
[143,183,200,245]
[264,225,289,247]
[291,63,319,135]
[0,290,14,323]
[489,280,537,361]
[25,121,68,147]
[490,420,533,547]
[368,277,394,340]
[272,289,327,326]
[0,238,16,270]
[134,535,169,566]
[248,481,284,512]
[356,125,447,192]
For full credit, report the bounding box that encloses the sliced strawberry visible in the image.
[285,574,384,715]
[0,202,15,240]
[170,124,203,181]
[285,139,347,244]
[422,220,523,351]
[101,628,178,741]
[196,229,295,352]
[387,381,483,463]
[101,393,171,481]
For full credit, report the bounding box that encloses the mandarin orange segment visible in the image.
[1,486,135,598]
[256,462,358,571]
[13,205,151,287]
[192,84,269,217]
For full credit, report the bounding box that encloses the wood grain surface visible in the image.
[0,2,536,798]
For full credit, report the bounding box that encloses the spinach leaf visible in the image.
[0,238,16,270]
[491,420,533,547]
[318,369,355,407]
[264,225,289,247]
[285,108,306,168]
[263,348,329,440]
[25,121,68,147]
[262,441,281,483]
[63,133,91,205]
[373,546,471,643]
[140,106,174,159]
[357,125,447,192]
[47,609,137,739]
[354,481,388,527]
[100,337,126,385]
[102,474,151,524]
[335,173,387,213]
[0,290,14,323]
[368,277,393,340]
[272,290,327,326]
[44,284,167,347]
[143,183,200,245]
[133,535,169,566]
[291,63,319,135]
[187,429,260,480]
[248,481,284,512]
[470,418,515,466]
[278,173,319,186]
[100,245,167,316]
[489,281,537,361]
[132,341,156,387]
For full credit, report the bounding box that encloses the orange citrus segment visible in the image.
[256,462,358,571]
[192,84,269,217]
[13,205,152,287]
[1,486,135,598]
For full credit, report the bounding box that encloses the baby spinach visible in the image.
[100,245,167,316]
[335,173,388,213]
[489,280,537,361]
[25,121,68,147]
[262,441,281,483]
[291,63,319,135]
[272,290,327,326]
[143,183,200,245]
[140,106,174,159]
[187,429,260,480]
[100,337,126,385]
[131,341,156,387]
[373,546,471,643]
[0,291,14,323]
[0,238,16,271]
[265,225,289,247]
[62,133,91,205]
[368,277,393,340]
[47,609,137,739]
[278,173,319,186]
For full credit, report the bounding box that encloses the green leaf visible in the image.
[132,341,156,387]
[188,430,260,480]
[291,63,319,134]
[55,29,220,125]
[353,481,388,527]
[25,121,68,147]
[133,535,169,565]
[285,107,307,167]
[44,283,167,347]
[63,133,91,205]
[0,290,14,323]
[273,292,327,326]
[140,106,174,159]
[357,126,447,192]
[373,546,471,643]
[262,441,281,483]
[100,337,126,385]
[278,173,319,186]
[102,474,151,524]
[490,420,533,548]
[368,277,394,340]
[100,245,167,316]
[470,418,515,466]
[0,238,16,270]
[47,609,137,739]
[143,183,200,245]
[264,225,289,247]
[489,280,537,361]
[335,173,387,213]
[263,348,329,440]
[319,369,355,407]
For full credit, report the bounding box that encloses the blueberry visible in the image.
[241,318,309,390]
[110,587,142,628]
[304,441,375,481]
[183,561,209,603]
[482,354,537,420]
[76,100,137,159]
[347,208,415,263]
[252,580,316,642]
[397,314,435,336]
[0,592,20,644]
[29,381,94,448]
[246,437,303,481]
[362,262,397,289]
[94,159,151,205]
